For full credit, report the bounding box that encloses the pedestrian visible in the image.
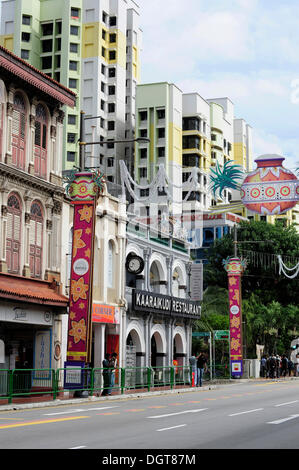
[108,352,118,395]
[269,354,276,379]
[276,355,281,378]
[288,358,294,377]
[101,353,111,396]
[280,354,288,378]
[196,352,207,387]
[189,354,197,387]
[295,354,299,377]
[260,356,267,378]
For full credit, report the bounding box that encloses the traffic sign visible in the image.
[214,330,229,340]
[192,332,210,337]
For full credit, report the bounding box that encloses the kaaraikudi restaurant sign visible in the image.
[133,290,201,319]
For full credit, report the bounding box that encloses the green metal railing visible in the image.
[0,364,230,404]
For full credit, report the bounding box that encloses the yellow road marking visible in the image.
[96,412,120,416]
[0,416,90,430]
[126,409,145,412]
[148,406,167,409]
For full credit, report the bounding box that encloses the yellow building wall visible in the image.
[0,35,13,51]
[82,23,126,69]
[168,122,182,166]
[234,142,246,167]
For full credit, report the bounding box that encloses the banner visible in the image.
[223,257,246,376]
[66,172,100,363]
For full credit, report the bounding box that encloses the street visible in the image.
[0,379,299,450]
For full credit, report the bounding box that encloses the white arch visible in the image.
[151,323,167,353]
[149,252,167,281]
[126,242,143,258]
[126,320,145,353]
[173,326,187,355]
[172,259,187,286]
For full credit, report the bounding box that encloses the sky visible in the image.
[136,0,299,170]
[0,0,298,170]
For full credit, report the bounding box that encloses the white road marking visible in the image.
[69,446,87,449]
[268,414,299,425]
[148,409,208,419]
[44,406,119,416]
[275,400,298,407]
[157,424,187,432]
[229,408,263,417]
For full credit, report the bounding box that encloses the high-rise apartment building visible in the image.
[135,82,183,216]
[81,0,141,184]
[1,0,142,176]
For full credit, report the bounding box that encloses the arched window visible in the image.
[12,93,26,170]
[6,193,22,274]
[107,241,114,288]
[29,201,43,278]
[34,103,47,178]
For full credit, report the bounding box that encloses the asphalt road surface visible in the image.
[0,379,299,451]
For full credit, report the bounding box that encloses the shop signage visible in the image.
[92,304,120,324]
[133,290,201,318]
[0,305,53,326]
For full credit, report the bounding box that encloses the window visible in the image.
[41,23,53,36]
[109,16,117,26]
[56,21,62,35]
[158,128,165,139]
[157,109,165,120]
[101,64,106,75]
[139,111,147,121]
[69,78,77,89]
[109,67,116,77]
[56,38,61,51]
[101,100,105,111]
[56,55,61,68]
[140,148,147,159]
[108,241,114,287]
[70,25,79,35]
[108,103,115,113]
[71,7,79,18]
[42,39,52,53]
[29,201,43,278]
[68,115,76,125]
[183,136,200,150]
[211,134,217,141]
[6,194,22,274]
[34,104,47,178]
[21,49,29,59]
[102,11,108,24]
[108,85,115,95]
[67,151,75,162]
[107,139,114,149]
[157,147,165,158]
[102,47,106,58]
[107,157,114,167]
[109,33,116,43]
[67,133,76,143]
[42,56,52,69]
[140,189,149,197]
[70,43,79,53]
[140,129,147,138]
[101,81,105,93]
[109,50,116,60]
[69,60,78,70]
[12,93,26,170]
[22,15,31,25]
[140,168,147,178]
[21,32,30,42]
[182,117,200,131]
